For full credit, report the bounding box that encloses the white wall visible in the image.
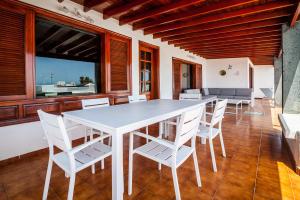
[253,65,274,98]
[203,58,250,88]
[0,0,206,160]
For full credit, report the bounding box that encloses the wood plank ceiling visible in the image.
[68,0,300,65]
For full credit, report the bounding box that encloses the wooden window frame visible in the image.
[0,0,133,126]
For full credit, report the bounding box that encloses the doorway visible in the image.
[172,58,202,99]
[249,66,254,89]
[139,41,160,100]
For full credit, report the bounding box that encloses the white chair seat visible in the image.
[54,142,112,173]
[197,125,219,139]
[135,141,193,167]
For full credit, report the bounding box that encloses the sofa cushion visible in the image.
[220,88,235,96]
[208,88,220,95]
[234,96,251,100]
[202,88,209,96]
[218,95,235,99]
[235,88,252,97]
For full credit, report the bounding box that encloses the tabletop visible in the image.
[63,99,206,134]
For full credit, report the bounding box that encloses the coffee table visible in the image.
[220,99,243,116]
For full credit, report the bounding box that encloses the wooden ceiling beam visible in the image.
[56,35,95,54]
[171,27,281,45]
[195,48,278,52]
[144,1,293,35]
[44,30,79,52]
[119,0,205,25]
[291,1,300,27]
[197,52,277,57]
[177,33,281,48]
[153,10,290,38]
[174,31,281,47]
[194,47,279,53]
[103,0,152,20]
[162,18,286,42]
[133,0,258,30]
[185,43,281,52]
[182,38,281,50]
[37,25,62,48]
[84,0,106,12]
[69,45,97,56]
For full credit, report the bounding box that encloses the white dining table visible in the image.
[63,99,209,200]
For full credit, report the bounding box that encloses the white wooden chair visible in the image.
[128,94,147,103]
[128,105,204,200]
[179,93,202,100]
[128,95,149,142]
[184,89,201,94]
[197,99,227,172]
[164,93,202,137]
[38,110,111,200]
[81,97,111,171]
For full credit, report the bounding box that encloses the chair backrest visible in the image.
[210,99,227,127]
[82,98,110,109]
[179,93,202,101]
[38,110,72,152]
[185,89,201,94]
[128,94,147,103]
[175,105,204,147]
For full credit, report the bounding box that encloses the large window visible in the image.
[36,57,97,97]
[35,17,101,97]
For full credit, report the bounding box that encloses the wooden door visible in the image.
[139,45,159,100]
[173,59,182,99]
[249,66,253,88]
[192,64,202,89]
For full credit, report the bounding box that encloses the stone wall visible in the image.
[274,55,283,108]
[282,22,300,113]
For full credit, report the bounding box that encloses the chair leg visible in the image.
[100,131,105,170]
[42,159,53,200]
[209,138,217,172]
[171,166,181,200]
[67,174,76,200]
[128,132,133,195]
[219,132,226,157]
[108,136,112,146]
[84,127,89,142]
[192,150,202,187]
[146,126,149,143]
[90,133,96,174]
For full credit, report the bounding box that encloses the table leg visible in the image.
[112,133,124,200]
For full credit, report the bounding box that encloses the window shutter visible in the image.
[0,8,26,96]
[110,37,129,91]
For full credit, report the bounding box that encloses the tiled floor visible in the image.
[0,99,299,200]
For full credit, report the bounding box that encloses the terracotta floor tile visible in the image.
[1,99,299,199]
